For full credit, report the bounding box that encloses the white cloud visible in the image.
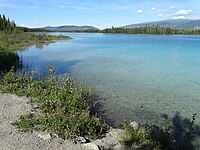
[157,13,163,17]
[169,7,175,10]
[173,16,186,19]
[175,9,192,15]
[151,7,156,11]
[137,9,143,14]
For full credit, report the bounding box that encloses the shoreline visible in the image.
[35,31,200,37]
[0,32,72,52]
[2,92,200,149]
[0,92,125,150]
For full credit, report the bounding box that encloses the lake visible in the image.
[18,33,200,126]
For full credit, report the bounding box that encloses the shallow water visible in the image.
[18,33,200,125]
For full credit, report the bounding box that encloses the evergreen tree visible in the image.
[0,14,17,32]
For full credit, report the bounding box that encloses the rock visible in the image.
[130,121,139,130]
[82,142,99,150]
[95,128,124,150]
[77,136,87,143]
[52,133,59,138]
[38,131,51,140]
[31,103,38,109]
[111,94,119,98]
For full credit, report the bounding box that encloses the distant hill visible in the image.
[122,19,200,29]
[44,25,99,31]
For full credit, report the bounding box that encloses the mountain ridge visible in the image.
[44,25,99,31]
[121,19,200,29]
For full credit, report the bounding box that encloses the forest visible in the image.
[102,26,200,35]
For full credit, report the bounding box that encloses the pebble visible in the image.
[38,131,51,140]
[77,136,87,143]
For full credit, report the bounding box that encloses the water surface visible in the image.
[18,33,200,125]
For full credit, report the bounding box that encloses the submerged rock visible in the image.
[111,94,119,98]
[130,121,140,130]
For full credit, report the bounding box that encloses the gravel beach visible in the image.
[0,93,124,150]
[0,93,85,150]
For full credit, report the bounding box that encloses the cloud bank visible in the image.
[175,9,192,15]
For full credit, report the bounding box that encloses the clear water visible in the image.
[18,33,200,125]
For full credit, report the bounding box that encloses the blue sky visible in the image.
[0,0,200,29]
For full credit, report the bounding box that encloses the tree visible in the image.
[0,14,17,32]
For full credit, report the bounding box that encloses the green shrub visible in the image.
[121,113,198,150]
[0,66,107,140]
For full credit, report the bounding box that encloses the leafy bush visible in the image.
[0,66,107,139]
[121,113,199,150]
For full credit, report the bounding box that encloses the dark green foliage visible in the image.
[121,113,199,150]
[19,28,100,33]
[0,14,17,32]
[102,26,200,35]
[18,27,50,32]
[46,29,101,33]
[0,66,107,139]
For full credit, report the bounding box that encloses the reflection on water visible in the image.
[35,43,51,49]
[17,33,200,126]
[0,51,22,72]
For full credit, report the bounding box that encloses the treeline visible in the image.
[0,14,17,32]
[20,28,100,33]
[102,26,200,35]
[2,13,200,35]
[18,26,50,32]
[49,29,100,33]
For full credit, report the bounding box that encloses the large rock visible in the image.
[82,142,99,150]
[95,128,125,150]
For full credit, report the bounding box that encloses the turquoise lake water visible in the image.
[18,33,200,125]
